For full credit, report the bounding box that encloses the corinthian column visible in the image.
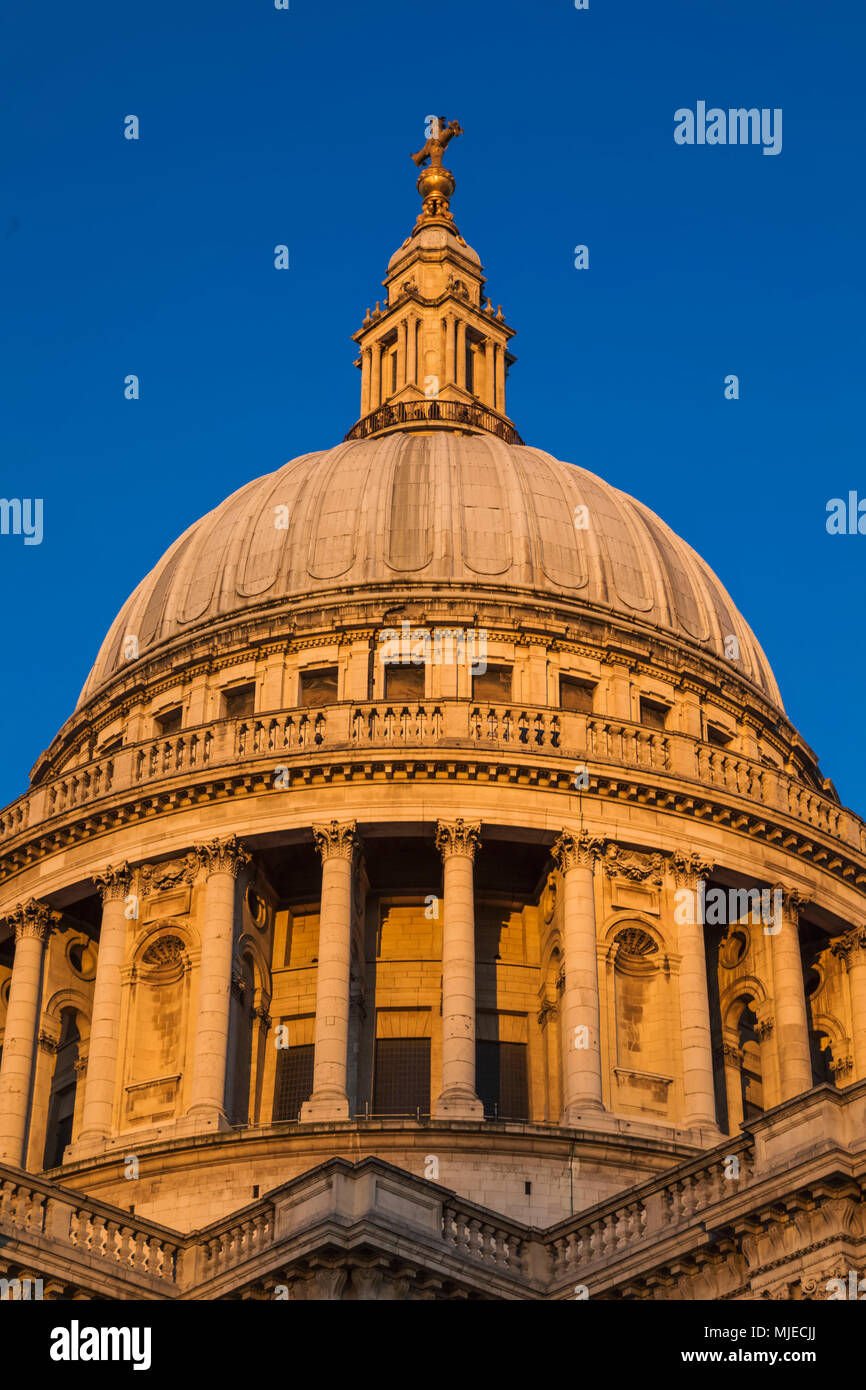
[833,928,866,1082]
[0,900,53,1165]
[300,820,358,1123]
[434,819,483,1119]
[771,886,814,1099]
[552,832,605,1122]
[76,864,132,1145]
[186,836,250,1128]
[671,853,719,1130]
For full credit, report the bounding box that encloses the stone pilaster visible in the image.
[300,820,358,1122]
[0,899,53,1165]
[433,818,483,1120]
[552,831,605,1123]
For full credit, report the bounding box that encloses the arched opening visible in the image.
[43,1008,80,1168]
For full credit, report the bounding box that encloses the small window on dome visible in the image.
[472,665,512,703]
[223,683,256,720]
[560,676,595,714]
[639,697,669,731]
[707,722,732,747]
[384,663,424,702]
[299,667,338,707]
[154,706,182,736]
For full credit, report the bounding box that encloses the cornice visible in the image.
[2,754,865,904]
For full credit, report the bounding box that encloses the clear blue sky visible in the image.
[1,0,864,812]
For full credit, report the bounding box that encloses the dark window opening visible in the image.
[299,667,338,708]
[639,697,669,731]
[273,1044,314,1121]
[738,1006,764,1121]
[154,706,182,736]
[560,676,595,714]
[476,1040,529,1120]
[372,1037,430,1116]
[472,665,512,703]
[383,663,425,702]
[43,1010,80,1169]
[224,683,256,720]
[707,723,732,747]
[100,735,124,755]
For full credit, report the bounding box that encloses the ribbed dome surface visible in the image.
[78,433,782,708]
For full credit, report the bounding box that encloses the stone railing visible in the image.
[194,1206,274,1280]
[0,1169,182,1293]
[440,1200,530,1277]
[546,1136,755,1290]
[0,701,857,856]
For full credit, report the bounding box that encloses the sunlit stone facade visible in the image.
[2,126,866,1300]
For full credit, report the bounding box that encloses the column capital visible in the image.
[92,862,132,902]
[312,819,358,862]
[193,835,250,879]
[832,926,866,967]
[7,897,55,943]
[670,851,714,889]
[772,884,811,920]
[435,818,481,861]
[551,830,604,872]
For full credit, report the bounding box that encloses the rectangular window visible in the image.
[706,723,732,747]
[223,683,256,719]
[273,1044,314,1121]
[154,706,182,736]
[372,1038,431,1116]
[383,663,425,702]
[299,667,338,707]
[472,665,512,702]
[391,350,398,395]
[560,676,595,713]
[476,1040,529,1120]
[639,697,669,731]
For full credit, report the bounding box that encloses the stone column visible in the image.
[76,865,132,1145]
[407,316,418,386]
[770,886,814,1099]
[484,337,495,407]
[833,928,866,1081]
[671,854,719,1130]
[455,320,467,390]
[370,341,382,411]
[434,819,483,1119]
[397,318,407,390]
[360,347,371,416]
[444,313,456,385]
[300,820,358,1122]
[186,836,250,1128]
[552,832,605,1122]
[495,343,506,412]
[0,899,53,1165]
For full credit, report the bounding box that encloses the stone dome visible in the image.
[78,431,782,709]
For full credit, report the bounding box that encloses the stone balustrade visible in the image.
[0,1169,182,1294]
[0,702,856,858]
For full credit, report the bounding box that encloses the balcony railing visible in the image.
[344,397,524,445]
[0,702,855,854]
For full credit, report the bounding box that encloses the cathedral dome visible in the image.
[77,432,781,709]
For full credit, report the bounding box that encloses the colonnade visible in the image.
[359,318,507,415]
[0,823,831,1167]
